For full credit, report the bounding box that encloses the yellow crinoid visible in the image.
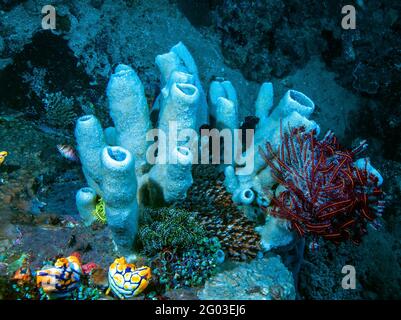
[0,151,8,166]
[92,197,107,224]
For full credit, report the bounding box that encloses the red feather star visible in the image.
[259,126,385,244]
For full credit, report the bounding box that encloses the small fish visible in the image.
[57,144,79,162]
[0,151,8,166]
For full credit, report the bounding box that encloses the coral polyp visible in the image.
[259,126,384,244]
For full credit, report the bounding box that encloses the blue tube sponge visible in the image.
[75,115,106,194]
[75,187,97,227]
[222,83,321,205]
[75,43,211,254]
[100,146,138,256]
[155,42,208,130]
[158,81,200,145]
[106,64,151,178]
[148,145,194,203]
[209,79,238,124]
[75,116,139,255]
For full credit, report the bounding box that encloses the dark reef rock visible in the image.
[211,0,340,80]
[207,0,401,162]
[0,115,84,219]
[299,159,401,300]
[0,0,27,12]
[0,31,95,128]
[337,1,401,161]
[176,0,222,27]
[211,0,400,90]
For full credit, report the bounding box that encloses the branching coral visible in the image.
[259,126,385,244]
[138,207,206,256]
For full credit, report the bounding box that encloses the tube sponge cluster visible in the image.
[75,119,138,256]
[154,42,208,131]
[75,43,209,255]
[209,80,321,251]
[213,79,383,252]
[211,79,319,208]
